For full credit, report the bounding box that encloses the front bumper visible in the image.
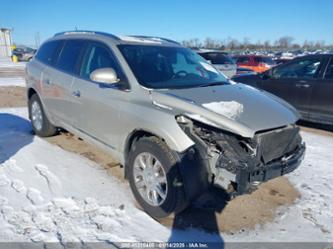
[235,142,306,194]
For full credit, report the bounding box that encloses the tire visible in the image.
[28,94,57,137]
[127,137,188,218]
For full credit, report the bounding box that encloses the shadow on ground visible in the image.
[167,187,228,248]
[0,113,33,164]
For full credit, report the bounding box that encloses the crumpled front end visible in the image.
[177,115,305,195]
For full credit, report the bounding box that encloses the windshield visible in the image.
[118,45,229,89]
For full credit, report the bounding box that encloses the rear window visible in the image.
[56,40,86,74]
[200,53,234,65]
[35,41,62,65]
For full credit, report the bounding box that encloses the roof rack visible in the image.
[129,35,180,45]
[53,30,120,40]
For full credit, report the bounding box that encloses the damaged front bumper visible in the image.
[227,142,305,193]
[177,115,306,197]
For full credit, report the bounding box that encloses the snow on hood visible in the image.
[202,101,243,120]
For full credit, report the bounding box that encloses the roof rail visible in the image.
[53,30,120,40]
[129,35,180,45]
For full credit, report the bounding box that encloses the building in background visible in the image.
[0,28,12,57]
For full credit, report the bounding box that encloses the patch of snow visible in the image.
[0,57,26,68]
[118,35,162,44]
[0,77,26,87]
[202,101,244,120]
[0,107,220,244]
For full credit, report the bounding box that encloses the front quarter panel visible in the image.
[117,96,195,156]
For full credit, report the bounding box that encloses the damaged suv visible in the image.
[26,31,305,218]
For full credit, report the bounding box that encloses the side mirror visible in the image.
[90,68,119,84]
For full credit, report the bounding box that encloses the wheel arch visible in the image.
[123,129,161,178]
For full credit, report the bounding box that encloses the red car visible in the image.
[233,55,275,73]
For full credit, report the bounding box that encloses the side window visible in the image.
[35,40,63,65]
[237,56,250,64]
[324,59,333,80]
[80,42,122,80]
[272,58,322,79]
[56,40,86,74]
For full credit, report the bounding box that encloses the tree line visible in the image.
[181,36,333,51]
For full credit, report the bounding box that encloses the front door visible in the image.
[71,41,130,149]
[308,57,333,124]
[257,57,324,119]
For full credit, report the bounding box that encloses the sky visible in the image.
[1,0,332,47]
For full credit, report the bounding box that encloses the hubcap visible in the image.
[31,101,43,131]
[133,152,168,206]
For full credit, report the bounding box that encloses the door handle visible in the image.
[295,83,310,88]
[71,90,81,97]
[44,79,51,85]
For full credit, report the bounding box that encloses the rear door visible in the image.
[257,56,324,118]
[308,57,333,124]
[49,39,86,126]
[71,41,130,148]
[35,40,64,118]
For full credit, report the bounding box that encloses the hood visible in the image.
[151,83,299,138]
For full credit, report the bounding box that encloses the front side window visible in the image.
[80,42,123,80]
[118,45,228,89]
[272,58,322,79]
[56,40,85,74]
[324,59,333,80]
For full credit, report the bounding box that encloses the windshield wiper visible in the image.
[199,81,227,88]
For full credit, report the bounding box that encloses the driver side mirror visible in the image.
[90,68,120,84]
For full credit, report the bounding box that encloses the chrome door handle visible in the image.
[295,83,310,88]
[72,90,81,97]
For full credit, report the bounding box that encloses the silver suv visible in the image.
[26,31,305,218]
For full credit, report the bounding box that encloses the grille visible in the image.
[256,125,301,164]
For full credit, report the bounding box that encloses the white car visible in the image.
[198,51,237,78]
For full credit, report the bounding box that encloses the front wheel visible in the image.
[127,137,188,218]
[28,94,57,137]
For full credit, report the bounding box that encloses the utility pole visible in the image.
[35,32,40,48]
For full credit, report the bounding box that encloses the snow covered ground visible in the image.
[0,77,26,87]
[0,107,333,247]
[0,57,26,68]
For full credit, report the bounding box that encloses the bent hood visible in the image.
[151,83,300,138]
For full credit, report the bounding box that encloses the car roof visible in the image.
[52,30,181,47]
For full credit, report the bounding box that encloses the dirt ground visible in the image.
[0,84,303,233]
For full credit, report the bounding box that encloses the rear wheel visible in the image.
[127,137,188,218]
[28,94,57,137]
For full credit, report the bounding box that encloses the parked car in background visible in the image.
[198,51,237,78]
[12,47,36,61]
[233,54,333,125]
[26,31,305,218]
[233,55,275,73]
